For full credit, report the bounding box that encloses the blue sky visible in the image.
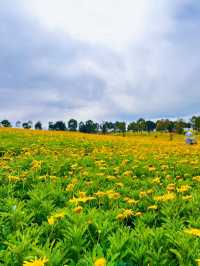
[1,0,200,123]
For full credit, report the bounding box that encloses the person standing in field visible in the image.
[185,130,197,144]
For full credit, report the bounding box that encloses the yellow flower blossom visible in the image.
[182,195,192,201]
[94,191,107,197]
[66,183,75,192]
[193,176,200,182]
[48,216,55,225]
[195,259,200,266]
[177,185,191,193]
[184,228,200,237]
[154,193,176,202]
[94,257,107,266]
[23,257,48,266]
[167,183,176,192]
[74,206,83,214]
[148,205,158,210]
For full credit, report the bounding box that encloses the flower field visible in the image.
[0,128,200,266]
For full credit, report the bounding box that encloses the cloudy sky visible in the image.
[1,0,200,124]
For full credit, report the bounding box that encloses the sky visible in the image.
[1,0,200,124]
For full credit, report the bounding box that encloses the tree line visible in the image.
[1,116,200,134]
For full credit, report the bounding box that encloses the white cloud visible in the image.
[1,0,200,123]
[23,0,173,51]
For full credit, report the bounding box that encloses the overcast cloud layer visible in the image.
[1,0,200,123]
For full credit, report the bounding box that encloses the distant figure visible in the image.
[185,131,197,144]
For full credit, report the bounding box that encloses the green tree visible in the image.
[35,121,42,130]
[115,121,126,136]
[22,122,31,129]
[68,119,78,131]
[175,119,186,134]
[146,120,156,132]
[127,121,137,132]
[156,119,174,132]
[54,121,66,131]
[191,116,200,131]
[1,119,12,127]
[136,118,147,132]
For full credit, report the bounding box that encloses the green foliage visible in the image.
[0,129,200,265]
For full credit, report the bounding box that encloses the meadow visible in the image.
[0,128,200,266]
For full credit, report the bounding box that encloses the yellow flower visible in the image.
[79,191,87,198]
[193,176,200,182]
[106,175,116,181]
[148,205,158,210]
[184,228,200,237]
[134,211,143,217]
[107,192,120,200]
[152,177,160,184]
[48,216,55,225]
[116,182,124,188]
[123,170,132,176]
[54,211,65,219]
[117,209,134,220]
[23,257,48,266]
[94,191,107,197]
[69,197,79,205]
[177,185,191,193]
[154,193,176,202]
[148,166,156,172]
[182,195,192,201]
[94,257,107,266]
[8,175,20,182]
[66,183,75,192]
[116,213,125,221]
[166,183,176,192]
[124,197,138,205]
[71,178,78,184]
[139,191,147,197]
[74,206,83,214]
[195,259,200,266]
[123,209,134,218]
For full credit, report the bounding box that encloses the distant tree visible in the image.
[100,121,115,134]
[22,122,31,129]
[127,121,137,132]
[115,121,126,136]
[100,122,107,134]
[15,121,21,128]
[68,119,78,131]
[85,120,98,133]
[48,122,54,130]
[79,121,87,133]
[156,119,174,132]
[35,121,42,130]
[27,120,33,129]
[54,121,66,131]
[1,120,12,127]
[191,116,200,131]
[136,118,147,132]
[175,119,186,134]
[146,120,156,132]
[79,120,99,134]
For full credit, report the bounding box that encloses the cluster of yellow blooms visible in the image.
[1,128,200,265]
[48,210,66,225]
[116,209,142,220]
[154,193,176,202]
[184,228,200,237]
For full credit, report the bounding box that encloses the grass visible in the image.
[0,128,200,266]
